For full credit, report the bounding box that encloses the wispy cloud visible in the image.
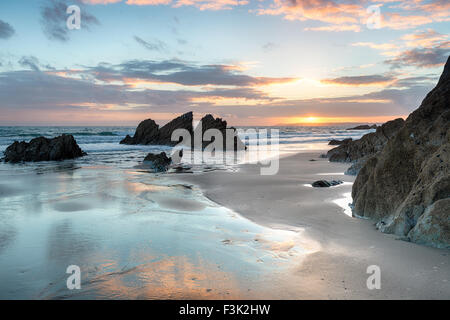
[134,36,169,52]
[321,74,396,86]
[0,20,15,39]
[385,45,450,68]
[18,56,41,72]
[41,0,100,42]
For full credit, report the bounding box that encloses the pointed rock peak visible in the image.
[437,55,450,86]
[180,111,193,120]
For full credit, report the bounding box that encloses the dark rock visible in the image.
[159,112,194,146]
[352,56,450,249]
[143,152,172,172]
[327,118,405,162]
[120,119,159,145]
[312,180,343,188]
[195,114,246,151]
[4,134,85,163]
[121,112,193,146]
[121,112,246,150]
[346,124,377,130]
[344,158,368,176]
[328,138,352,146]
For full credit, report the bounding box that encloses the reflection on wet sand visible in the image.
[0,165,316,299]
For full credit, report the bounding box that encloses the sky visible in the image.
[0,0,449,126]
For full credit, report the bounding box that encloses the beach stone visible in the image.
[352,56,450,249]
[328,138,352,146]
[143,152,172,172]
[4,134,85,163]
[312,180,343,188]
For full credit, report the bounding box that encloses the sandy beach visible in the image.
[172,151,450,299]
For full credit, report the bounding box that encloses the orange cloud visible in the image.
[401,29,448,48]
[321,75,396,87]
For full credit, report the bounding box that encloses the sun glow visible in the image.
[277,115,406,126]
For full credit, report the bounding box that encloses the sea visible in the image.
[0,125,373,299]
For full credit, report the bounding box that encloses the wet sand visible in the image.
[173,152,450,299]
[0,164,312,299]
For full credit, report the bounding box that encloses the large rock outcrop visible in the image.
[327,118,404,163]
[121,112,246,150]
[352,56,450,249]
[4,134,85,163]
[121,112,193,146]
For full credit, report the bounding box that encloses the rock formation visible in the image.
[121,112,193,146]
[121,112,246,150]
[328,118,404,162]
[327,118,404,175]
[195,114,246,151]
[4,134,85,163]
[352,56,450,249]
[346,124,377,130]
[328,138,352,146]
[143,152,172,172]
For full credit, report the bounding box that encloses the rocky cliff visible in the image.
[352,56,450,249]
[327,118,404,175]
[327,118,404,163]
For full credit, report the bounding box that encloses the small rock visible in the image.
[312,180,343,188]
[143,152,172,172]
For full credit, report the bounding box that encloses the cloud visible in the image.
[41,0,100,42]
[352,42,398,51]
[121,0,247,10]
[262,42,277,52]
[255,0,450,32]
[0,58,440,125]
[385,44,450,68]
[18,56,41,72]
[0,20,15,39]
[134,36,169,52]
[401,29,448,48]
[87,59,297,86]
[321,74,396,86]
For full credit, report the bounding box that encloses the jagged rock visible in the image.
[121,112,193,146]
[312,180,343,188]
[344,157,369,176]
[352,56,450,249]
[121,119,159,145]
[327,118,405,162]
[4,134,85,163]
[159,112,194,146]
[328,138,352,146]
[195,114,246,151]
[121,112,246,150]
[346,124,377,130]
[143,152,172,172]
